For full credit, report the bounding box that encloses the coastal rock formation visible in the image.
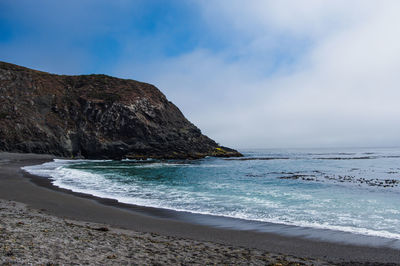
[0,61,241,159]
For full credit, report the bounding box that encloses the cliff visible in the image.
[0,61,241,159]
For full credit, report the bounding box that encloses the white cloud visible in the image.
[117,1,400,149]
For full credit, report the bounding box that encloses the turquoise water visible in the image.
[23,148,400,242]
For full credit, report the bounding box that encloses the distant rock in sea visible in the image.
[0,61,241,159]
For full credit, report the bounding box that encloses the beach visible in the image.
[1,152,400,265]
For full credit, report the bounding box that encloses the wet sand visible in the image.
[0,152,399,264]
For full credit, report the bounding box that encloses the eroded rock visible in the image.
[0,61,241,159]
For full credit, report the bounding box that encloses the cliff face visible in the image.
[0,61,241,159]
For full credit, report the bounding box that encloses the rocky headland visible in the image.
[0,61,241,159]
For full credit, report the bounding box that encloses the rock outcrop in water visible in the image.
[0,61,241,159]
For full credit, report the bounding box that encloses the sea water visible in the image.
[23,148,400,246]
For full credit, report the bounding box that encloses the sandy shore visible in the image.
[1,199,330,265]
[0,152,399,265]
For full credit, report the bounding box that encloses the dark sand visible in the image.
[0,152,399,264]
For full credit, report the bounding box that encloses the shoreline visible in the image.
[22,162,400,251]
[1,152,400,264]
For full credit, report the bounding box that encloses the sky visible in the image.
[1,0,400,149]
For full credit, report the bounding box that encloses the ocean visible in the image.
[23,148,400,248]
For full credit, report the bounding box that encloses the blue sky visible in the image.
[1,1,400,148]
[0,1,308,76]
[0,1,202,72]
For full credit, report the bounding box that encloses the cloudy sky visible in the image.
[1,0,399,149]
